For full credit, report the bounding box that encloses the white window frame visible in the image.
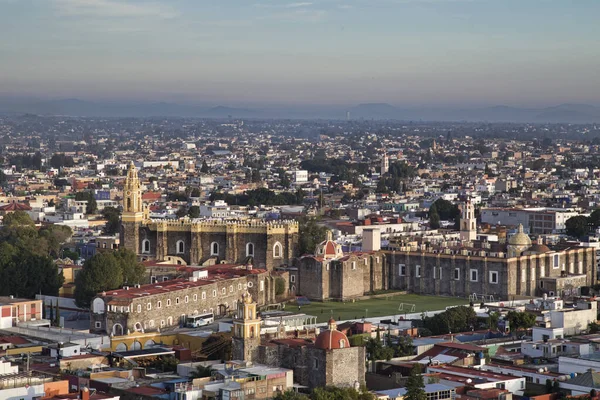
[470,269,478,282]
[157,301,162,309]
[489,271,498,284]
[454,268,460,280]
[142,239,150,254]
[399,264,406,276]
[95,321,101,328]
[290,275,295,283]
[211,242,219,256]
[273,242,283,258]
[176,240,185,254]
[352,261,356,270]
[416,265,421,278]
[246,242,255,257]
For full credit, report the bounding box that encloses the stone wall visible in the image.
[326,346,366,388]
[91,271,277,335]
[386,247,596,300]
[126,221,299,269]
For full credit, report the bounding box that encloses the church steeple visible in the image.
[123,162,143,214]
[232,291,262,361]
[121,162,144,256]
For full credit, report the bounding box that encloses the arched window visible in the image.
[273,242,283,258]
[176,240,185,254]
[211,242,219,256]
[127,198,131,210]
[246,242,254,257]
[166,299,171,306]
[250,326,255,338]
[142,239,150,254]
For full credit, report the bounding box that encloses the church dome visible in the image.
[508,224,532,247]
[528,244,551,254]
[315,231,344,260]
[314,319,350,350]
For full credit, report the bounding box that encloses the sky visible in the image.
[1,0,600,107]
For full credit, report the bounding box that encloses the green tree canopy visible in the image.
[74,249,145,308]
[565,215,590,239]
[422,306,477,335]
[101,206,121,235]
[189,365,214,379]
[298,218,328,255]
[506,310,536,332]
[188,205,200,219]
[405,364,426,400]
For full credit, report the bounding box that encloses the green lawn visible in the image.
[292,294,469,323]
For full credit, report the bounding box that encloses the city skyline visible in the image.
[2,0,600,107]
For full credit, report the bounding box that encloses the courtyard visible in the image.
[291,294,469,323]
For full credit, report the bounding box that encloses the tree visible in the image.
[74,249,144,308]
[487,311,500,330]
[86,197,97,214]
[274,390,309,400]
[565,216,590,239]
[590,209,600,230]
[429,209,440,229]
[423,306,477,335]
[405,364,426,400]
[3,210,35,228]
[506,310,536,333]
[200,160,210,174]
[101,207,121,235]
[298,218,328,255]
[189,365,214,379]
[394,335,414,357]
[188,206,200,219]
[365,334,394,364]
[275,277,286,296]
[176,206,187,218]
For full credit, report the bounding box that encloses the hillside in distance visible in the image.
[0,97,599,123]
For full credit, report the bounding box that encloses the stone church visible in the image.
[291,229,387,300]
[120,162,299,269]
[232,291,366,389]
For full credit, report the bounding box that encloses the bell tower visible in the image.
[232,291,261,361]
[121,162,144,255]
[460,200,477,242]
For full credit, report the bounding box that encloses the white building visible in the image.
[289,170,308,183]
[481,207,580,234]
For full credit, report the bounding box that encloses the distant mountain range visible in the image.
[0,97,599,123]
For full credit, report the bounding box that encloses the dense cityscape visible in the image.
[0,114,599,399]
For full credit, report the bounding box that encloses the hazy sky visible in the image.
[1,0,599,107]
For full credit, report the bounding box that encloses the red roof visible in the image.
[142,191,162,201]
[0,202,32,211]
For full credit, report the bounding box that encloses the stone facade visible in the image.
[294,251,387,300]
[255,341,366,389]
[120,163,299,269]
[90,266,287,335]
[387,247,596,300]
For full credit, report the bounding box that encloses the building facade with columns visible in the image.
[120,163,299,269]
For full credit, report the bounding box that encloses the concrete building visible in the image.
[480,207,580,234]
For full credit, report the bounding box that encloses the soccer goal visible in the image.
[398,303,416,313]
[469,293,495,303]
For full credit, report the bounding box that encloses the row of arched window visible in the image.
[141,240,284,258]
